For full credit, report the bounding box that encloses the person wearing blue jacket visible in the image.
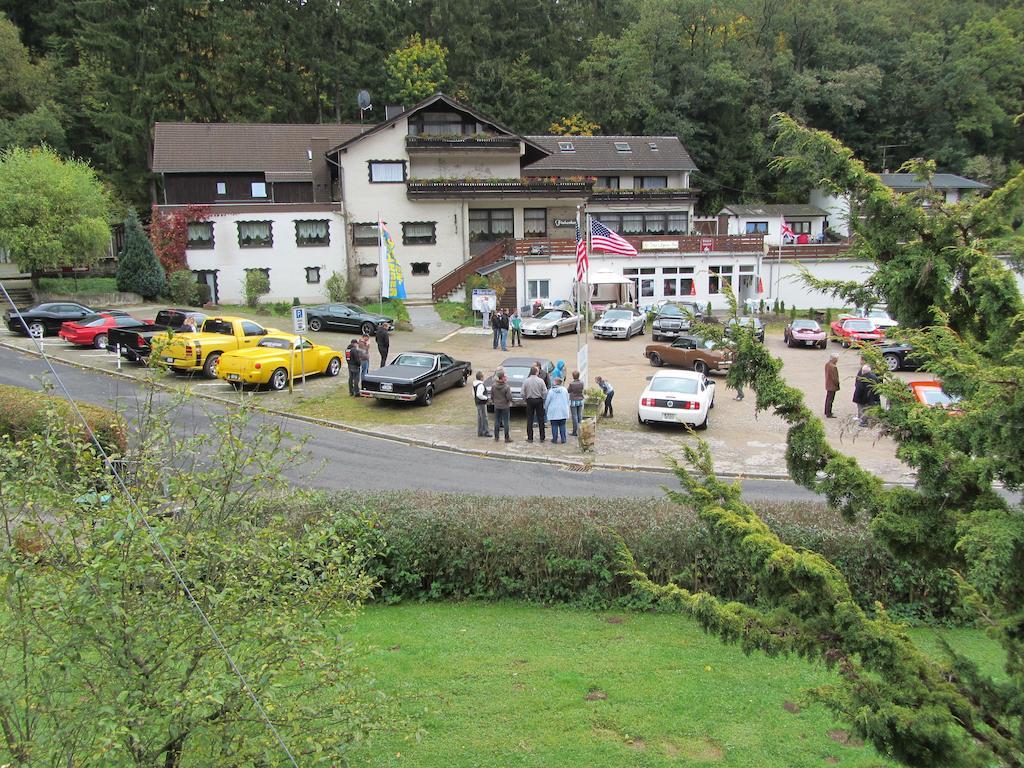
[552,359,566,382]
[544,377,571,444]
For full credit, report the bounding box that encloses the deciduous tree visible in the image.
[0,145,110,286]
[384,34,448,106]
[0,395,383,766]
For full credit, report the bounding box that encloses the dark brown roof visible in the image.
[152,122,368,174]
[326,92,548,156]
[523,136,697,174]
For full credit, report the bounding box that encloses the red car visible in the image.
[830,317,884,347]
[59,313,147,349]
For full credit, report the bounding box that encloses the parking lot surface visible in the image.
[2,305,926,482]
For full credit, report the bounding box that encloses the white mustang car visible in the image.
[637,369,715,430]
[593,308,646,340]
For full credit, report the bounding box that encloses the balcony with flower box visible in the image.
[406,177,595,200]
[587,187,700,203]
[406,135,523,152]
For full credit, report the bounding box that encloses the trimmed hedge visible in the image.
[0,383,127,454]
[292,491,963,624]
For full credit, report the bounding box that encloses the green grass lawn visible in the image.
[346,602,1001,767]
[363,299,411,324]
[287,381,474,426]
[38,276,117,295]
[435,300,479,327]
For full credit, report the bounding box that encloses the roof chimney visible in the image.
[385,105,406,120]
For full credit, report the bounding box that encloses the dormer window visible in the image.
[558,141,575,152]
[648,142,659,151]
[614,142,631,152]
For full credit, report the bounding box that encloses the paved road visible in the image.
[0,345,825,502]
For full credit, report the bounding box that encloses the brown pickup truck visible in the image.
[644,334,732,375]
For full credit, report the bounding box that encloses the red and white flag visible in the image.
[590,219,638,257]
[780,219,795,240]
[689,279,697,296]
[575,223,588,282]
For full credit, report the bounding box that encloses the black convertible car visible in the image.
[305,303,393,335]
[360,351,471,406]
[4,302,104,337]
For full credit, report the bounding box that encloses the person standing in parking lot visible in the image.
[491,307,501,349]
[522,366,548,442]
[535,360,550,388]
[498,309,510,351]
[358,333,371,379]
[567,370,585,436]
[596,376,614,417]
[824,353,840,418]
[473,370,491,437]
[490,371,513,442]
[375,322,391,367]
[510,310,523,347]
[346,339,363,396]
[545,377,570,444]
[852,363,881,426]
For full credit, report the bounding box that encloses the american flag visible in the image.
[590,219,638,257]
[780,219,795,240]
[575,223,588,281]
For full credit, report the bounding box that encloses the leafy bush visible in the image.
[325,271,351,302]
[243,269,270,308]
[166,269,198,306]
[116,209,165,298]
[0,397,383,766]
[195,281,211,305]
[0,382,126,453]
[294,491,962,622]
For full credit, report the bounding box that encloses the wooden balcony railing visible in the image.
[774,242,854,259]
[431,239,510,302]
[511,234,766,257]
[408,178,593,199]
[406,136,521,150]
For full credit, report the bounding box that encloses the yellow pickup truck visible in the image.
[159,316,281,378]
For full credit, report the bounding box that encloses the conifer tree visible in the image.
[116,208,165,299]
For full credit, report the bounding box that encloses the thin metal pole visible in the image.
[576,205,583,360]
[378,212,385,303]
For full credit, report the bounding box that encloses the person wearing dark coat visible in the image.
[824,353,840,418]
[852,364,881,426]
[375,322,391,367]
[490,372,514,442]
[346,339,363,396]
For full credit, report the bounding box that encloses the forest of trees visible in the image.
[2,0,1022,210]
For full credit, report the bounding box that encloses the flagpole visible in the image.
[576,205,583,362]
[378,212,386,303]
[585,213,592,340]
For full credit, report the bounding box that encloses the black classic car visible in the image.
[4,302,114,337]
[879,342,921,372]
[360,351,471,406]
[305,303,393,335]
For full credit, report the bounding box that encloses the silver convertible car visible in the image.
[593,308,646,340]
[521,308,580,338]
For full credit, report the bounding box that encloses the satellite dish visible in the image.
[357,90,372,110]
